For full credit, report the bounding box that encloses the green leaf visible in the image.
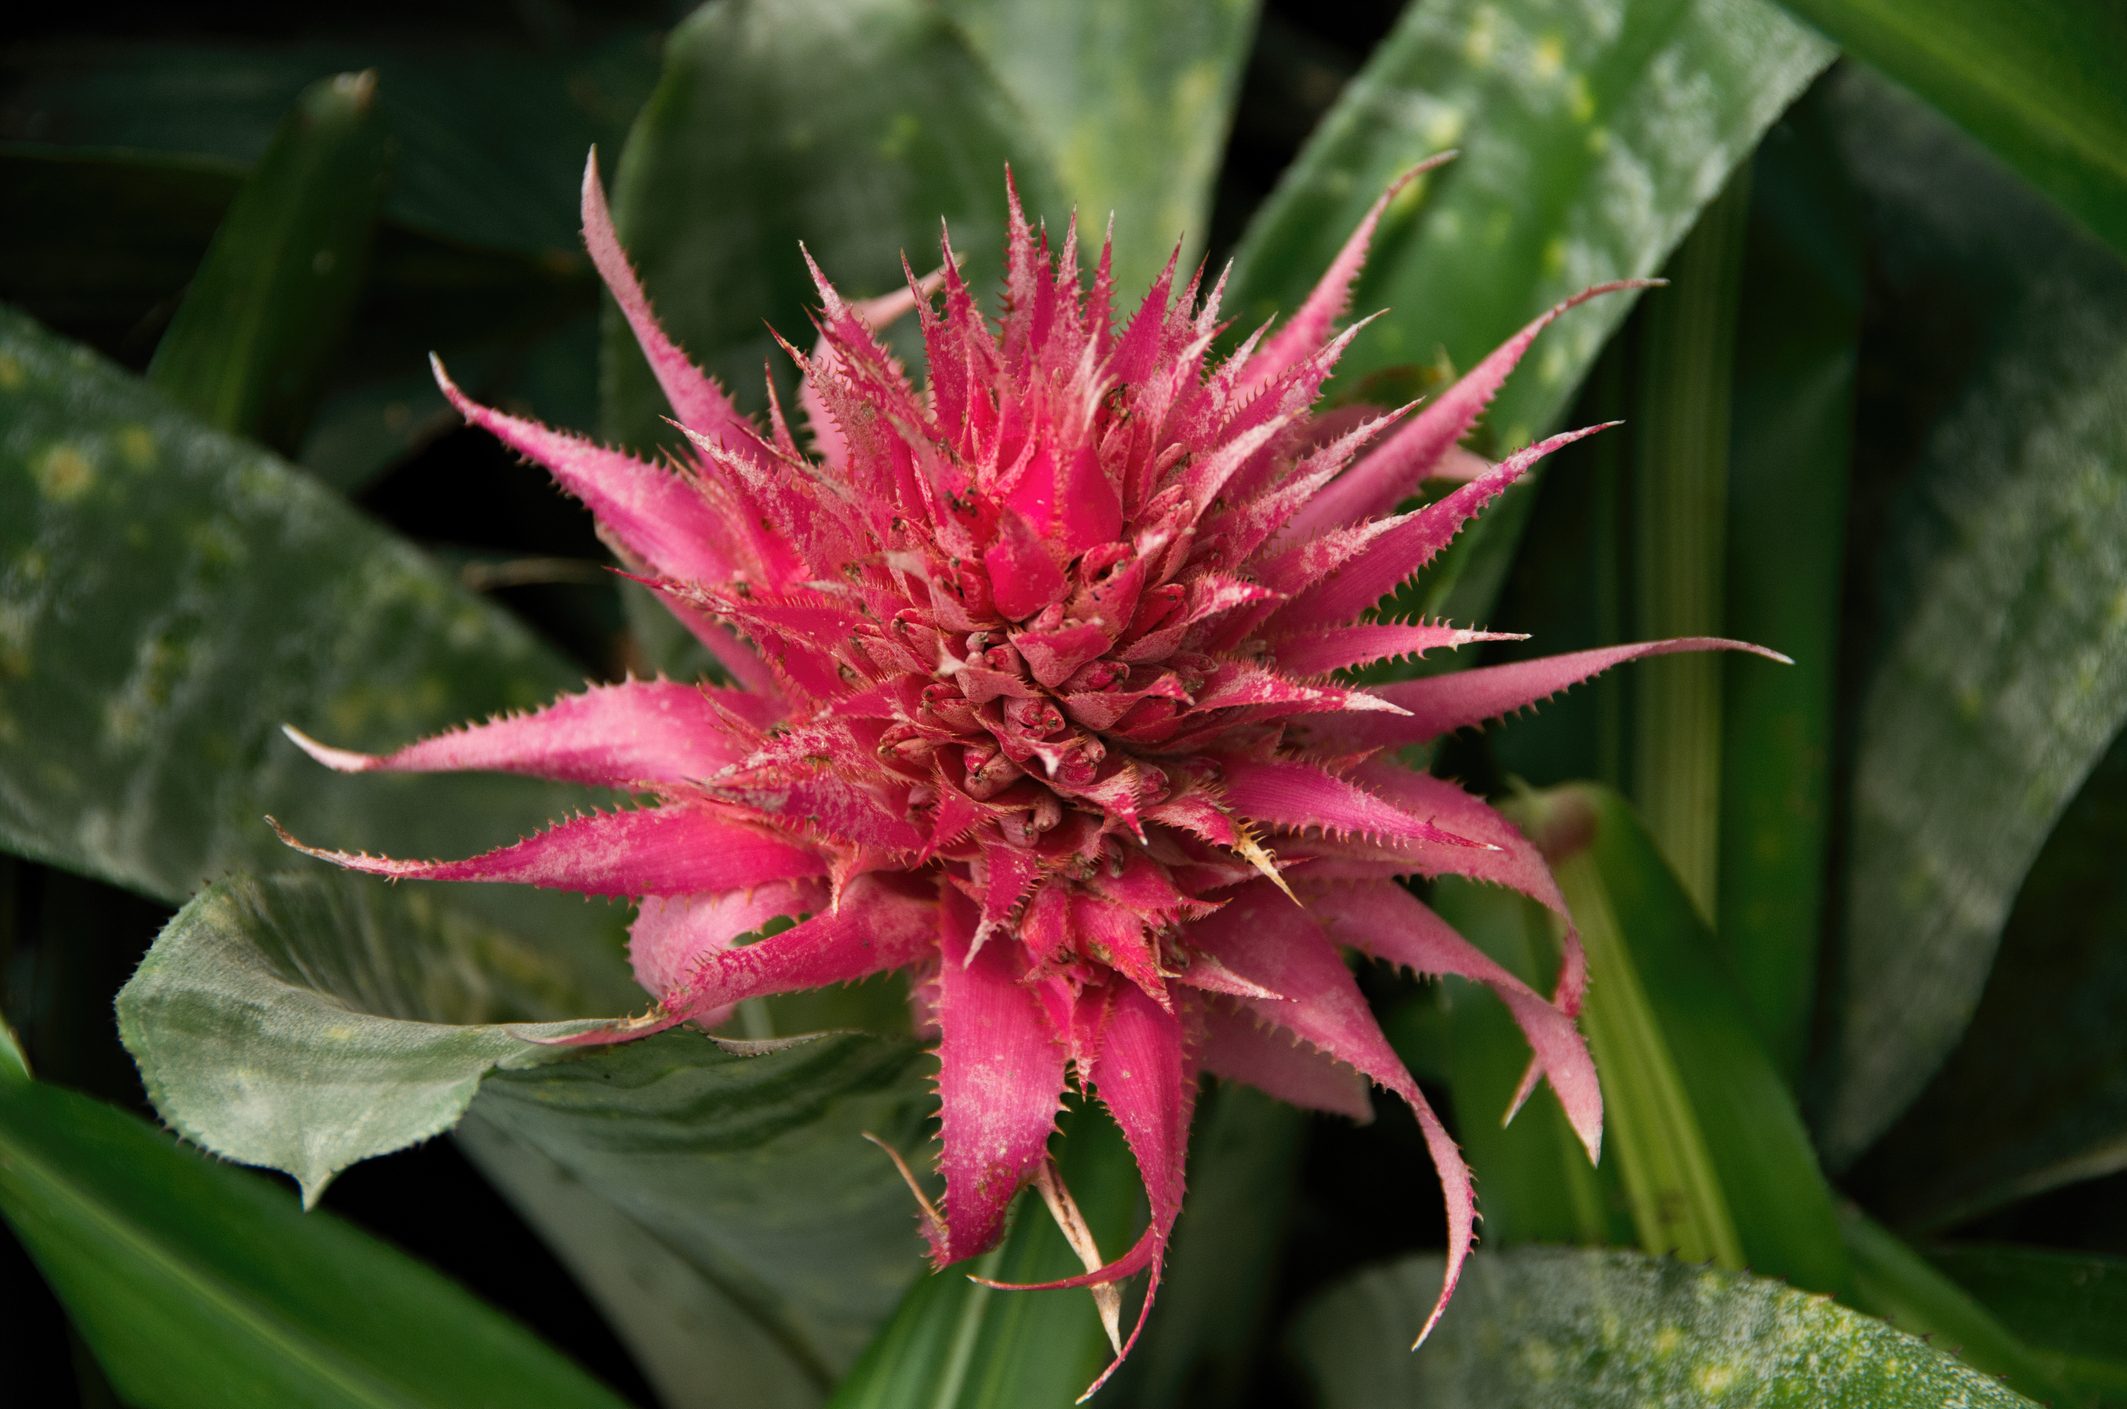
[826,1102,1140,1409]
[469,1034,934,1408]
[1119,1083,1308,1407]
[1419,878,1624,1249]
[1713,95,1862,1079]
[600,0,1064,457]
[1289,1247,2040,1409]
[1769,0,2127,256]
[1852,729,2127,1227]
[1811,71,2127,1168]
[1518,783,1847,1293]
[1229,0,1831,441]
[146,71,390,453]
[941,0,1260,293]
[0,1076,630,1409]
[0,304,605,917]
[115,872,622,1204]
[1626,170,1753,913]
[1929,1243,2127,1403]
[0,1012,27,1082]
[3,32,659,258]
[1840,1208,2073,1407]
[116,869,933,1408]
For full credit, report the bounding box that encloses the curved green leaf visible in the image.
[1770,0,2127,255]
[942,0,1259,293]
[1230,0,1830,441]
[1290,1247,2038,1409]
[1854,729,2127,1227]
[1812,73,2127,1168]
[117,868,933,1409]
[0,1077,630,1409]
[147,71,389,453]
[601,0,1065,455]
[1519,784,1847,1294]
[0,304,608,929]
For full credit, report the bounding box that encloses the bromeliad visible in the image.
[280,153,1777,1393]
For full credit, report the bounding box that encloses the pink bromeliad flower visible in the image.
[282,154,1774,1392]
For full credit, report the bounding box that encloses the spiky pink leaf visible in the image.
[1193,997,1373,1121]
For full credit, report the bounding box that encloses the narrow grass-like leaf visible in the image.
[1812,73,2127,1168]
[1770,0,2127,255]
[825,1101,1139,1409]
[0,1077,631,1409]
[1229,0,1830,440]
[1714,98,1861,1078]
[1420,878,1622,1249]
[1627,171,1751,913]
[941,0,1259,293]
[1929,1243,2127,1404]
[1290,1247,2039,1409]
[146,72,389,453]
[1520,784,1848,1293]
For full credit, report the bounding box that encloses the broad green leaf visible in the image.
[941,0,1259,292]
[1930,1244,2127,1403]
[0,1012,27,1081]
[1853,730,2127,1227]
[117,869,933,1409]
[1290,1247,2039,1409]
[1626,171,1752,912]
[470,1034,935,1408]
[0,1076,630,1409]
[2,32,659,258]
[1519,784,1847,1293]
[827,1102,1139,1409]
[1229,0,1831,442]
[1770,0,2127,256]
[115,872,623,1203]
[1714,96,1861,1079]
[601,0,1065,456]
[1811,72,2127,1168]
[1840,1208,2073,1407]
[0,304,608,920]
[147,71,389,453]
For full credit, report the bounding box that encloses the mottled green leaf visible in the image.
[1771,0,2127,256]
[1854,730,2127,1227]
[601,0,1064,456]
[147,71,389,453]
[1714,97,1861,1079]
[1229,0,1831,441]
[115,872,623,1203]
[0,305,605,919]
[1840,1208,2073,1406]
[0,1077,631,1409]
[1290,1248,2038,1409]
[942,0,1259,292]
[1812,73,2127,1168]
[1519,784,1847,1293]
[1930,1243,2127,1404]
[116,868,935,1409]
[826,1102,1139,1409]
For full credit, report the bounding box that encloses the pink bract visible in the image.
[283,153,1778,1394]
